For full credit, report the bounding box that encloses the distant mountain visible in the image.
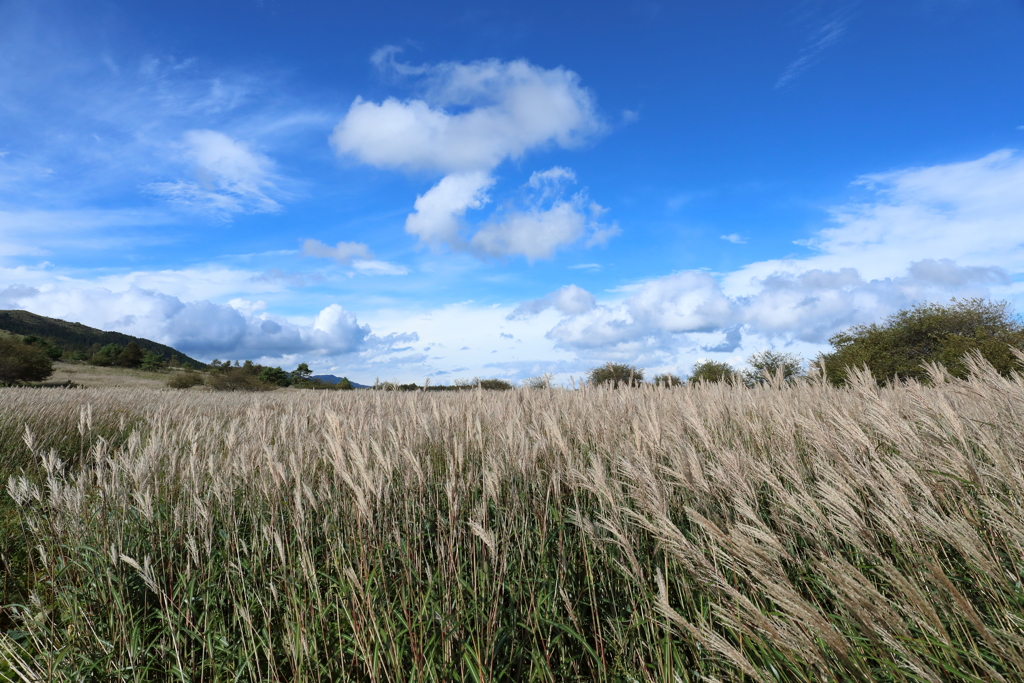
[0,310,207,368]
[311,374,370,389]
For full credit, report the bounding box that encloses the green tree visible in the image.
[117,341,144,368]
[0,335,54,384]
[21,334,62,360]
[89,344,122,367]
[819,298,1024,385]
[257,366,292,387]
[291,362,312,381]
[743,350,804,386]
[650,373,683,387]
[688,360,737,384]
[141,351,166,371]
[587,362,644,388]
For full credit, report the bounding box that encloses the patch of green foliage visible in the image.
[0,335,54,385]
[650,372,683,387]
[819,297,1024,385]
[165,371,204,389]
[743,349,804,386]
[0,309,204,368]
[587,362,644,388]
[687,359,737,384]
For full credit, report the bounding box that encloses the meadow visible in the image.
[2,357,1024,681]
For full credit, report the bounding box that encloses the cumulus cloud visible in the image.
[405,171,495,246]
[0,283,372,359]
[473,201,588,260]
[332,53,612,260]
[721,233,746,244]
[331,54,601,174]
[513,150,1024,357]
[150,130,282,217]
[536,257,1012,354]
[468,167,618,260]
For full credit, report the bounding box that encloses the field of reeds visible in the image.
[3,357,1024,681]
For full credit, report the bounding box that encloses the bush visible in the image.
[88,343,122,367]
[524,373,555,389]
[166,371,204,389]
[478,378,514,391]
[650,373,683,387]
[687,360,737,384]
[743,350,803,386]
[0,335,54,384]
[587,363,644,388]
[819,298,1024,385]
[206,360,278,391]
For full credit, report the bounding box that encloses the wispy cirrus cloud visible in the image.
[301,239,409,275]
[776,2,860,90]
[149,130,284,217]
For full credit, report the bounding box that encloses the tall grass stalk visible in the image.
[2,355,1024,681]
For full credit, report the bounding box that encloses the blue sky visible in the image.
[2,0,1024,384]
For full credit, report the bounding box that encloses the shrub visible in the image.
[524,373,555,389]
[587,363,643,388]
[650,373,683,387]
[166,371,204,389]
[687,359,736,384]
[743,350,803,386]
[478,378,513,390]
[819,297,1024,385]
[88,343,122,367]
[0,335,54,384]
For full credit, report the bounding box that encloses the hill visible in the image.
[0,309,206,368]
[311,374,370,388]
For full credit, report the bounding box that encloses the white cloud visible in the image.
[517,150,1024,357]
[472,201,587,260]
[302,239,373,264]
[0,280,372,360]
[332,53,612,260]
[300,239,407,275]
[404,171,495,246]
[331,55,600,174]
[351,260,410,276]
[721,233,746,244]
[149,130,282,217]
[508,284,597,319]
[469,166,616,259]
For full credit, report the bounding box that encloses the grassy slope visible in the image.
[0,310,206,368]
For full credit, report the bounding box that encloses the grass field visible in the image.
[2,357,1024,681]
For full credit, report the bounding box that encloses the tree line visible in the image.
[3,298,1022,388]
[587,298,1024,388]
